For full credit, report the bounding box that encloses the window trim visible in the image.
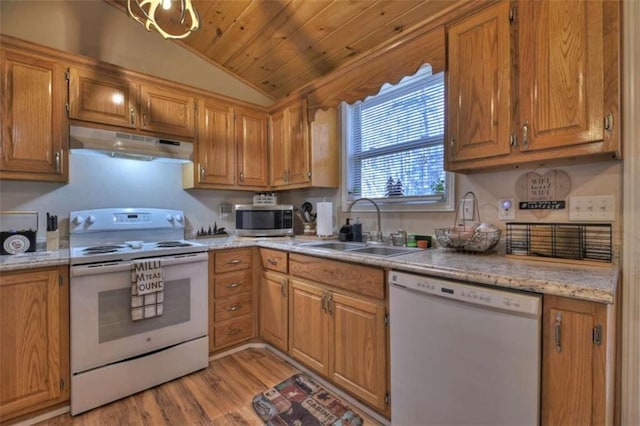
[339,69,455,213]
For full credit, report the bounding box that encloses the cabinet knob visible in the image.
[227,304,241,311]
[130,108,135,126]
[522,121,529,148]
[239,172,244,182]
[200,164,206,181]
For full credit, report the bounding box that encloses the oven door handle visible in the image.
[71,252,209,276]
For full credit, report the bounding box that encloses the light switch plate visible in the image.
[569,195,615,222]
[462,198,475,221]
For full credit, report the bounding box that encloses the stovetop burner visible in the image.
[82,245,126,254]
[156,241,193,248]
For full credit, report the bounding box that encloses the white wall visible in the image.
[0,0,274,106]
[0,153,254,242]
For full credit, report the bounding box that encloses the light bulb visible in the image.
[502,199,512,210]
[162,0,171,10]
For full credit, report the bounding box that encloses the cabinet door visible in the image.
[330,292,387,411]
[197,98,235,186]
[286,101,311,186]
[236,107,268,188]
[260,271,288,352]
[541,295,609,425]
[140,84,195,138]
[519,0,604,151]
[0,267,69,421]
[68,67,137,128]
[269,109,287,186]
[0,50,68,182]
[289,279,330,375]
[446,1,512,162]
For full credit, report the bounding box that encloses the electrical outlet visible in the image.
[569,195,615,222]
[462,198,475,221]
[497,198,516,220]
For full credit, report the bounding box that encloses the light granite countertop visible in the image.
[0,236,619,304]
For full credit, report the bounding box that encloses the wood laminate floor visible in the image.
[38,348,382,425]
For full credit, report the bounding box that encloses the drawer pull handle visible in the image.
[268,258,279,265]
[280,280,287,297]
[226,329,241,336]
[321,293,328,313]
[130,108,135,126]
[554,312,563,353]
[227,304,241,311]
[227,259,241,265]
[55,151,61,173]
[224,282,241,289]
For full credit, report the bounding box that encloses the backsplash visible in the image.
[0,153,622,261]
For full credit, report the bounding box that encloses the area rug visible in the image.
[252,372,364,426]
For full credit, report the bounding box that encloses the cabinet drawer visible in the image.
[213,315,254,348]
[214,292,253,321]
[289,253,385,299]
[215,248,253,273]
[260,248,288,273]
[214,270,252,298]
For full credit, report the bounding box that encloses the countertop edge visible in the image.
[0,239,618,304]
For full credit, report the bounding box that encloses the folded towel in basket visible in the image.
[131,259,164,321]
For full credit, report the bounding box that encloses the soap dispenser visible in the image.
[339,218,353,242]
[353,217,363,242]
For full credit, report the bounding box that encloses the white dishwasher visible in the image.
[389,270,542,426]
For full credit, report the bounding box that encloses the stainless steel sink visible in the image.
[348,246,418,257]
[300,241,365,251]
[300,241,419,257]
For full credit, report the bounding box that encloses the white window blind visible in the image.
[345,67,448,207]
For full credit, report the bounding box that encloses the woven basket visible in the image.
[435,192,501,253]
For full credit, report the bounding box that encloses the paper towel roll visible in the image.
[316,202,333,237]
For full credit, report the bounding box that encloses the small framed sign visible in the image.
[515,170,571,218]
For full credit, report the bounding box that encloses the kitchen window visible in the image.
[342,65,454,212]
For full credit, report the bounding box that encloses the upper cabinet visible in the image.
[0,49,69,182]
[68,66,195,139]
[269,102,339,190]
[193,97,235,187]
[236,107,269,188]
[68,67,137,128]
[140,84,195,138]
[269,99,311,189]
[446,0,620,172]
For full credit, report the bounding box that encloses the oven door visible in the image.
[70,252,208,374]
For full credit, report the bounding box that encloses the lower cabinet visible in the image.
[288,254,388,413]
[209,248,256,353]
[0,266,69,422]
[541,295,615,425]
[260,271,289,352]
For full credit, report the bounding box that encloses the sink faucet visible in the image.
[347,198,383,242]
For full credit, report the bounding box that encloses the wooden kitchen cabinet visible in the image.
[269,99,311,189]
[192,97,236,187]
[0,266,69,422]
[68,66,137,128]
[209,248,256,353]
[236,106,268,188]
[140,84,195,138]
[259,249,289,351]
[446,0,620,172]
[0,48,68,182]
[288,254,388,413]
[541,295,615,426]
[68,66,195,139]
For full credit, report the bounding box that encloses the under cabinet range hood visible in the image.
[69,125,193,163]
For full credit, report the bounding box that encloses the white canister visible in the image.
[316,202,333,237]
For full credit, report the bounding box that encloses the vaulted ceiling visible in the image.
[106,0,466,102]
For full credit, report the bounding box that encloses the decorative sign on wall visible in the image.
[515,170,571,219]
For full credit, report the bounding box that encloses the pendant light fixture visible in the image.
[127,0,199,40]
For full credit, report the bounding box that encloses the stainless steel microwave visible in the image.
[235,204,294,237]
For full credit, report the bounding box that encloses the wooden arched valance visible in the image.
[305,25,445,118]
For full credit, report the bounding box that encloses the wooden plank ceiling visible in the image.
[107,0,460,101]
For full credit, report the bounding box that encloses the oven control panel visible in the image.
[70,208,186,233]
